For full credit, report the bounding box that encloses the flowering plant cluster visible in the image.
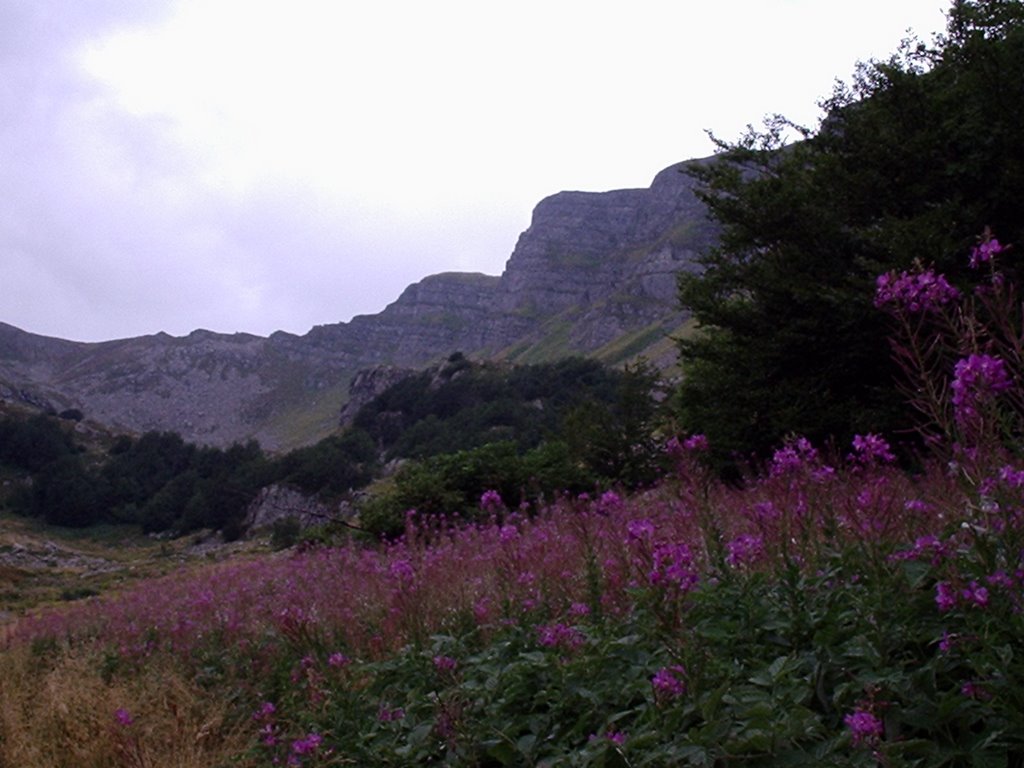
[5,231,1024,765]
[7,419,1022,766]
[877,231,1023,477]
[874,267,962,314]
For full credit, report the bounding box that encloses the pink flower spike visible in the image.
[844,709,883,746]
[683,433,709,452]
[480,489,503,511]
[970,236,1004,268]
[874,268,960,314]
[114,708,134,727]
[935,581,958,612]
[651,664,687,698]
[850,433,896,465]
[291,732,323,755]
[432,654,458,672]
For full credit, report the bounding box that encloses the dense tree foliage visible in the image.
[0,414,78,472]
[353,356,624,460]
[270,429,378,498]
[676,0,1024,466]
[357,361,669,537]
[562,361,665,488]
[358,440,594,539]
[0,356,665,537]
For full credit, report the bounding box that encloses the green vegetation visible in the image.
[352,355,624,460]
[0,356,665,540]
[352,357,667,537]
[504,315,577,364]
[676,0,1024,467]
[4,5,1024,765]
[592,321,670,367]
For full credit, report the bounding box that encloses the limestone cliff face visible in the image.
[0,158,717,449]
[308,157,715,362]
[500,162,709,313]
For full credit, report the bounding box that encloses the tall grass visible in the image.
[3,232,1024,765]
[4,437,1022,765]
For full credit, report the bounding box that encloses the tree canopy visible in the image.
[676,0,1024,466]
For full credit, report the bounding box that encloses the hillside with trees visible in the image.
[0,356,665,539]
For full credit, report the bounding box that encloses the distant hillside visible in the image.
[0,158,716,450]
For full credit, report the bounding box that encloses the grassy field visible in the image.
[3,435,1023,765]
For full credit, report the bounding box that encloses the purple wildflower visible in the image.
[378,706,405,723]
[253,701,276,721]
[327,652,350,668]
[874,269,960,314]
[904,498,932,514]
[607,730,627,746]
[850,433,896,465]
[480,489,503,511]
[749,501,780,526]
[939,631,956,653]
[844,709,883,746]
[683,433,709,452]
[589,729,628,746]
[936,581,958,612]
[259,723,278,747]
[951,354,1012,427]
[432,654,458,672]
[651,665,687,699]
[389,558,415,584]
[536,622,585,651]
[570,601,591,616]
[649,542,700,592]
[626,518,656,542]
[889,534,948,566]
[987,570,1014,589]
[598,490,623,513]
[970,237,1005,269]
[961,680,993,700]
[999,465,1024,488]
[769,436,831,478]
[725,534,764,568]
[962,581,989,608]
[291,732,323,755]
[114,708,134,727]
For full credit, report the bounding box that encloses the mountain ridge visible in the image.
[0,158,717,450]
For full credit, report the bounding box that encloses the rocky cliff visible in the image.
[0,158,717,450]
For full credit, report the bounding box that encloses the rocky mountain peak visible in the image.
[0,158,718,449]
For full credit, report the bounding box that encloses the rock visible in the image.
[0,157,718,449]
[338,365,417,427]
[242,484,338,536]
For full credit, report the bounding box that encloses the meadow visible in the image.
[3,417,1022,766]
[7,4,1024,759]
[4,241,1024,765]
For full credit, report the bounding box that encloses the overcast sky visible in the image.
[2,0,949,343]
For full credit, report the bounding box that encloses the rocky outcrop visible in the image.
[0,158,718,449]
[338,365,418,427]
[243,484,341,534]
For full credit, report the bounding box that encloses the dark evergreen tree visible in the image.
[676,0,1024,465]
[0,414,77,472]
[30,455,103,527]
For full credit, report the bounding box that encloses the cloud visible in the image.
[0,0,949,342]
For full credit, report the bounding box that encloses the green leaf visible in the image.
[516,733,538,755]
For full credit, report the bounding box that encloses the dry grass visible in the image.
[0,644,254,768]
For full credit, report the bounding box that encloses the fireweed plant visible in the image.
[3,243,1024,765]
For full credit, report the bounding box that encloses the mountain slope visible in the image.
[0,158,716,450]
